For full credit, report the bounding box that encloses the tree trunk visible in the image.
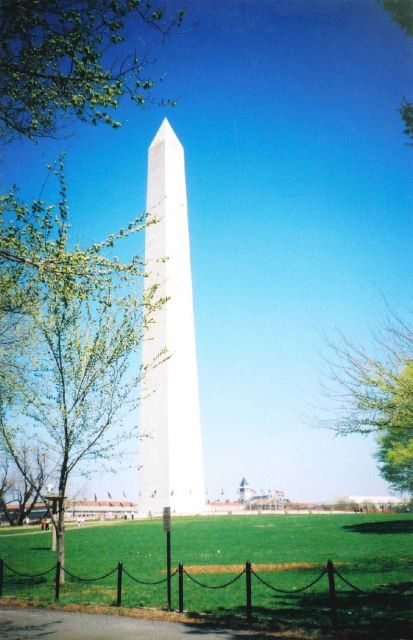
[0,499,15,526]
[55,498,65,585]
[16,509,24,526]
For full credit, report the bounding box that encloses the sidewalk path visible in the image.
[0,606,274,639]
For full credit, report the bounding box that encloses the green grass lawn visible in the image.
[1,513,412,637]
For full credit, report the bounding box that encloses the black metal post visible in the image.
[117,561,123,607]
[55,561,61,601]
[0,557,4,597]
[166,530,171,610]
[178,562,184,613]
[246,560,252,621]
[327,560,338,628]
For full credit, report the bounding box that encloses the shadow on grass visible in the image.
[182,588,412,639]
[31,546,51,551]
[343,520,413,534]
[3,575,50,592]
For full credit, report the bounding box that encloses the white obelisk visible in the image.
[138,119,205,516]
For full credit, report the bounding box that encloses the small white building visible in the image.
[66,499,138,520]
[238,477,253,503]
[0,499,138,525]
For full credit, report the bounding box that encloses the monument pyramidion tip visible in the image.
[149,117,182,149]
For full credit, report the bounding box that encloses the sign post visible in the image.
[163,506,171,610]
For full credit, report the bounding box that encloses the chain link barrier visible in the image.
[252,567,327,594]
[3,557,412,607]
[3,561,56,579]
[62,566,117,582]
[333,568,370,594]
[183,567,246,590]
[122,566,168,585]
[334,568,413,596]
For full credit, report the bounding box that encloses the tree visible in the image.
[375,362,413,493]
[0,0,184,141]
[0,454,14,522]
[380,0,413,144]
[0,396,47,528]
[324,310,413,494]
[0,165,166,577]
[0,446,47,526]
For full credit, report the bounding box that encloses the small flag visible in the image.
[108,492,112,499]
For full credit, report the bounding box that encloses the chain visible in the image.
[122,566,168,585]
[252,568,327,594]
[3,561,55,578]
[183,568,245,590]
[62,566,117,582]
[333,569,371,595]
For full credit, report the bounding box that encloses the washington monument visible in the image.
[138,119,205,516]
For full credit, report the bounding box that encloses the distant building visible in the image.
[238,477,253,503]
[237,478,286,510]
[1,499,138,524]
[0,502,46,524]
[249,494,284,510]
[66,499,138,520]
[208,500,241,514]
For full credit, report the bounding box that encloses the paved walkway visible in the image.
[0,606,275,639]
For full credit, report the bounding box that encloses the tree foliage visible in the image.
[0,155,153,379]
[400,98,413,143]
[375,362,413,493]
[380,0,413,36]
[0,0,184,141]
[380,0,413,144]
[325,311,413,494]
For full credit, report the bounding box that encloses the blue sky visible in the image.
[2,0,413,501]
